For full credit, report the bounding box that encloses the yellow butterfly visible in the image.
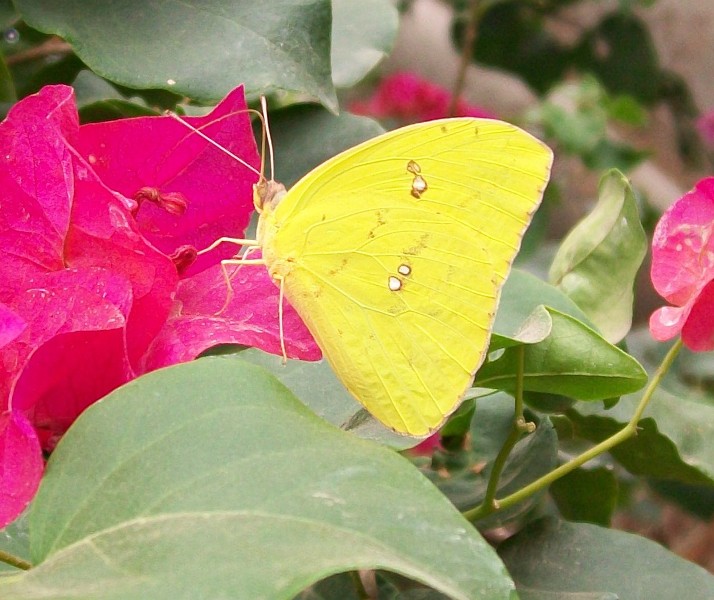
[191,114,552,437]
[249,117,553,437]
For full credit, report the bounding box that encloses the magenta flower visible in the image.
[350,72,497,123]
[649,177,714,351]
[0,85,320,527]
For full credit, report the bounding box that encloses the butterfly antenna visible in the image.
[260,96,276,182]
[253,103,268,182]
[167,111,262,179]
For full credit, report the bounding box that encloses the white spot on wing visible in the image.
[407,160,428,199]
[388,276,402,291]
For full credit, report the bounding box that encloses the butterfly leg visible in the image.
[197,236,258,256]
[212,245,265,315]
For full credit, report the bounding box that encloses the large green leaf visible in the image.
[331,0,397,88]
[499,517,714,599]
[14,0,337,109]
[476,307,647,400]
[1,357,516,599]
[568,386,714,485]
[549,170,646,343]
[237,347,413,449]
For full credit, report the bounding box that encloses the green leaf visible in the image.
[493,269,592,346]
[538,100,604,155]
[14,0,337,110]
[331,0,397,88]
[71,69,123,104]
[477,307,647,400]
[568,387,714,485]
[649,480,714,521]
[604,94,648,126]
[78,98,159,123]
[575,13,664,105]
[428,394,558,528]
[237,347,413,449]
[72,70,158,122]
[4,357,515,599]
[499,517,714,599]
[462,1,570,95]
[549,466,617,526]
[267,104,384,187]
[581,138,648,172]
[549,170,646,343]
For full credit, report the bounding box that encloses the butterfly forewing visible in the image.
[261,118,553,436]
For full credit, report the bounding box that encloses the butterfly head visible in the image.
[253,178,287,214]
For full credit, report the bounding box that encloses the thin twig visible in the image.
[448,0,481,117]
[5,37,72,67]
[0,548,31,571]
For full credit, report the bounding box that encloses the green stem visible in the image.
[0,549,31,571]
[469,345,530,516]
[448,0,480,117]
[466,339,682,521]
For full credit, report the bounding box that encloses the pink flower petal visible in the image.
[649,304,692,342]
[681,279,714,351]
[143,258,321,371]
[76,86,261,271]
[65,174,177,368]
[649,177,714,351]
[650,177,714,305]
[408,432,443,456]
[2,268,134,427]
[0,86,79,295]
[0,304,26,348]
[350,72,498,123]
[0,411,43,528]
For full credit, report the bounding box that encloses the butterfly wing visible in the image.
[261,118,553,436]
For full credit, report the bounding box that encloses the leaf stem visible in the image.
[468,345,531,517]
[466,338,682,521]
[0,549,31,570]
[350,570,372,599]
